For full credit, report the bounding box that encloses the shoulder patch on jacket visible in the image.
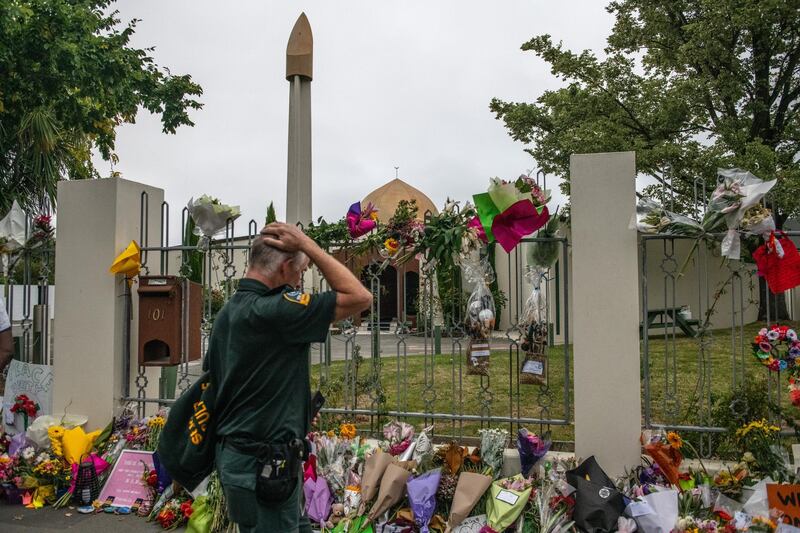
[284,290,311,306]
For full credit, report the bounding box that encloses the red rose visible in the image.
[147,471,158,487]
[157,509,176,528]
[181,501,193,518]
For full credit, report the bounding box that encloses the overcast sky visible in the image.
[99,1,614,236]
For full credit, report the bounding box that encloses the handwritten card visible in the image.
[768,484,800,527]
[452,514,487,533]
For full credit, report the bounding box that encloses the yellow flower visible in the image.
[667,431,683,449]
[736,419,780,439]
[340,424,357,439]
[148,416,165,428]
[384,238,400,256]
[369,211,379,222]
[48,426,65,457]
[327,430,336,437]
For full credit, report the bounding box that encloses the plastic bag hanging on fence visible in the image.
[527,210,561,269]
[520,267,549,385]
[463,252,495,376]
[753,231,800,294]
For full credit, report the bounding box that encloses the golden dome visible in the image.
[362,178,438,222]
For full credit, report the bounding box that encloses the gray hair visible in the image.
[249,238,307,274]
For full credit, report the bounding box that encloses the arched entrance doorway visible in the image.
[361,263,398,330]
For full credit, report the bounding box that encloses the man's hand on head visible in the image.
[260,222,313,254]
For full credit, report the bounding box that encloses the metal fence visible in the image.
[123,193,574,441]
[1,217,54,368]
[639,231,800,455]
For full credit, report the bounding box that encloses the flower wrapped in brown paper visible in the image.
[367,462,414,522]
[445,471,493,531]
[359,450,393,511]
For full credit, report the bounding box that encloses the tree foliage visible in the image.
[0,0,203,213]
[491,0,800,220]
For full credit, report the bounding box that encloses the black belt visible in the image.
[221,436,309,461]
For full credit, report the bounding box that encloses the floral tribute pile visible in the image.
[1,407,799,533]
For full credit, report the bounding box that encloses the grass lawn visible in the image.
[311,322,799,447]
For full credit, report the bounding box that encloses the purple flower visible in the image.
[517,429,551,476]
[759,342,774,353]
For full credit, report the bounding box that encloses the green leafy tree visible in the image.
[491,0,800,318]
[491,0,800,218]
[0,0,203,213]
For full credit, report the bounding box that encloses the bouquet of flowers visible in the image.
[483,474,534,532]
[752,324,799,373]
[478,428,508,479]
[382,199,424,257]
[383,420,415,457]
[156,496,194,530]
[471,175,550,253]
[734,419,788,481]
[517,428,551,477]
[187,195,241,250]
[10,394,40,430]
[446,470,493,530]
[0,453,19,485]
[346,201,379,239]
[634,197,704,237]
[525,481,575,533]
[703,168,776,259]
[406,468,442,533]
[643,431,684,487]
[315,433,352,501]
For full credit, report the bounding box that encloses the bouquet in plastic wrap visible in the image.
[517,428,551,477]
[634,198,703,237]
[520,266,549,385]
[485,474,534,531]
[383,420,415,457]
[702,168,776,259]
[471,175,551,252]
[315,433,352,502]
[464,253,496,376]
[187,195,241,250]
[479,428,508,479]
[406,468,442,533]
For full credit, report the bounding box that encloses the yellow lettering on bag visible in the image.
[187,399,211,446]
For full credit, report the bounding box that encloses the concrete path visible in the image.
[0,504,162,532]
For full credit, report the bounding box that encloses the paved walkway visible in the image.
[0,505,162,532]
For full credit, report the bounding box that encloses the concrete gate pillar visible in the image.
[570,152,641,476]
[53,178,163,429]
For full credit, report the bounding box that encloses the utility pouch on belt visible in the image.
[226,437,306,506]
[255,444,299,505]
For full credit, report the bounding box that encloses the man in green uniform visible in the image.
[206,222,372,532]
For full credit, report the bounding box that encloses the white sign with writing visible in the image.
[2,360,53,433]
[451,515,488,533]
